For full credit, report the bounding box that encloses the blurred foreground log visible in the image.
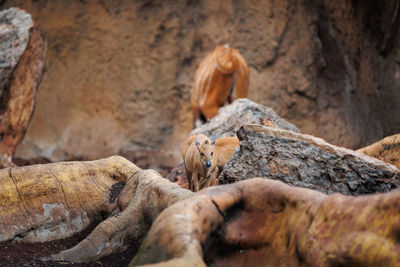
[0,153,399,266]
[0,156,139,243]
[132,178,400,267]
[50,164,192,262]
[0,8,46,167]
[0,155,192,262]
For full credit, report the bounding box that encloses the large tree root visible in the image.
[131,178,400,267]
[1,150,400,265]
[50,168,192,262]
[0,155,139,242]
[0,154,194,263]
[357,134,400,169]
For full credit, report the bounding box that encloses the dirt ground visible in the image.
[0,222,142,266]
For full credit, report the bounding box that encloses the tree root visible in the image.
[0,155,139,242]
[357,134,400,169]
[131,178,400,266]
[49,169,192,262]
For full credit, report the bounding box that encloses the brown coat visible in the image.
[182,134,215,192]
[207,136,240,187]
[191,44,249,125]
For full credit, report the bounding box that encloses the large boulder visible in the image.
[169,99,299,188]
[221,124,400,195]
[0,7,46,168]
[191,98,300,141]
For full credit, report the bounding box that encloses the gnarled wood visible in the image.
[0,155,138,243]
[50,168,192,262]
[0,152,399,265]
[0,154,193,263]
[357,134,400,169]
[131,178,400,267]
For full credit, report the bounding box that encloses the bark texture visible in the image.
[357,134,400,169]
[131,178,400,267]
[0,7,46,167]
[50,168,192,263]
[0,154,193,262]
[0,154,400,265]
[0,156,138,243]
[221,124,400,195]
[0,1,398,168]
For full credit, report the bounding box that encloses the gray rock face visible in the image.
[0,7,47,167]
[0,8,32,97]
[221,124,400,195]
[191,98,300,141]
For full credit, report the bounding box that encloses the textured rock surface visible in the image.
[1,0,399,168]
[0,7,46,167]
[169,98,297,190]
[191,98,300,141]
[221,124,400,195]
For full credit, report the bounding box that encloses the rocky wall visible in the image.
[0,0,399,168]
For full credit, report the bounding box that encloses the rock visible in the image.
[172,98,300,192]
[221,124,400,195]
[3,1,399,168]
[171,99,299,191]
[0,8,46,167]
[191,98,300,141]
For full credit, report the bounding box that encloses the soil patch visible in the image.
[0,222,141,266]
